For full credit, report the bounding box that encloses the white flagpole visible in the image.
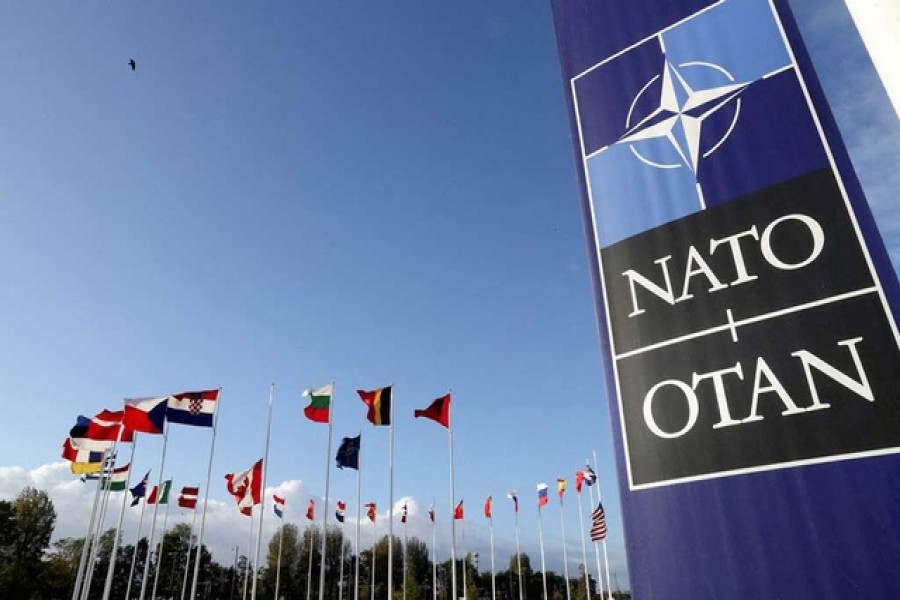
[83,443,121,600]
[537,502,548,600]
[461,519,468,600]
[512,497,523,600]
[448,392,458,600]
[151,486,172,600]
[388,389,395,600]
[252,383,275,600]
[559,488,571,600]
[72,469,104,600]
[370,516,376,600]
[190,388,222,600]
[319,382,336,600]
[102,430,139,600]
[403,515,408,600]
[575,482,590,600]
[274,521,285,600]
[431,505,437,600]
[180,501,199,600]
[243,511,255,600]
[140,423,171,600]
[306,517,315,600]
[125,492,149,600]
[488,508,496,600]
[592,452,612,600]
[354,458,361,600]
[82,467,115,600]
[338,519,346,600]
[585,467,604,600]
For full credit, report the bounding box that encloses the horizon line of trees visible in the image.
[0,486,631,600]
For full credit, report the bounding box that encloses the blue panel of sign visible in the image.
[551,0,900,597]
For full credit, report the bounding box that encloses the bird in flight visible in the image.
[128,59,136,71]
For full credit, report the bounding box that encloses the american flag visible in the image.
[591,501,607,541]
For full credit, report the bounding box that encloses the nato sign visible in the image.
[552,0,900,597]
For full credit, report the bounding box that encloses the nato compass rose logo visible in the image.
[573,0,801,247]
[620,60,748,177]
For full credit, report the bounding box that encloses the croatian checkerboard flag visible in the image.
[167,389,219,428]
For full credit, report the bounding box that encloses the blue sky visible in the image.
[0,0,896,590]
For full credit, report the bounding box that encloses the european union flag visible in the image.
[335,435,360,470]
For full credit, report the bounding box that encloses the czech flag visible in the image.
[123,397,167,434]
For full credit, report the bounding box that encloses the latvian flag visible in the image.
[336,501,346,523]
[178,486,199,509]
[167,390,219,428]
[274,494,285,519]
[401,503,408,524]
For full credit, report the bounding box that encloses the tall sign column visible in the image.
[550,0,900,597]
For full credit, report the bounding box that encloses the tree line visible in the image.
[0,487,630,600]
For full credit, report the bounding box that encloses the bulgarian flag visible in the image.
[302,384,333,424]
[101,464,131,492]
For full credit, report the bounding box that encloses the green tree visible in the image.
[0,487,57,598]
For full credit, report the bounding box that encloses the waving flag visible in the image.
[306,499,315,521]
[401,503,408,524]
[366,502,377,523]
[591,502,608,541]
[557,479,567,499]
[453,500,464,520]
[357,386,392,426]
[336,435,361,470]
[225,459,263,516]
[130,470,151,507]
[428,504,435,523]
[101,463,130,492]
[148,480,172,504]
[68,416,126,453]
[582,465,597,486]
[537,483,549,507]
[167,390,219,428]
[85,410,134,442]
[507,491,519,514]
[413,394,450,428]
[274,494,285,519]
[484,496,493,519]
[70,460,104,475]
[178,486,199,509]
[62,438,104,464]
[123,397,167,434]
[575,470,585,493]
[336,501,346,523]
[303,384,333,424]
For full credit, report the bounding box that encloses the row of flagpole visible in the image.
[67,384,614,600]
[232,382,614,600]
[66,390,221,600]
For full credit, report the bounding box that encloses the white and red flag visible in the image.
[225,459,263,516]
[178,486,199,509]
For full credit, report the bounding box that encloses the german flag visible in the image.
[357,386,392,426]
